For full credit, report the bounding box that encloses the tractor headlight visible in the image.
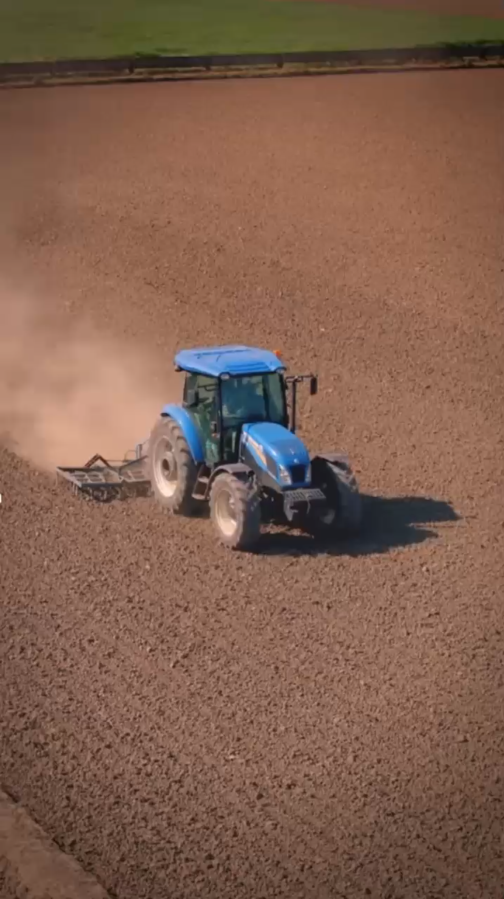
[278,464,292,485]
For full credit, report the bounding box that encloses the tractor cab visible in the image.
[182,368,288,465]
[176,345,291,466]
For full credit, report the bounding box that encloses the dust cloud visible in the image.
[0,279,177,471]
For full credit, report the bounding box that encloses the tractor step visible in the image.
[192,470,210,501]
[56,449,150,502]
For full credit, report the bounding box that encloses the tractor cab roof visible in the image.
[175,345,285,378]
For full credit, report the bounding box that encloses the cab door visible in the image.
[184,373,220,464]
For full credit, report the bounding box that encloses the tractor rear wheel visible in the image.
[304,457,362,538]
[210,473,261,550]
[147,416,198,515]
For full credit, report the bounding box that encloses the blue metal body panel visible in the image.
[161,404,205,463]
[241,422,311,489]
[175,345,284,378]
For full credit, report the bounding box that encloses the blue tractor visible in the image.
[145,345,362,550]
[57,344,362,550]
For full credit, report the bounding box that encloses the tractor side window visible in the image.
[184,373,216,406]
[184,373,195,406]
[185,374,220,463]
[266,373,286,424]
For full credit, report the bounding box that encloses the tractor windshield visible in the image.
[221,373,286,427]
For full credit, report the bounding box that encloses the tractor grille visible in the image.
[289,464,306,483]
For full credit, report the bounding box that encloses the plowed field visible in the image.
[1,70,503,899]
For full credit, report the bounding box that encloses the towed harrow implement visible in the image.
[56,441,150,502]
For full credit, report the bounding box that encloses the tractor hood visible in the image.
[241,422,311,484]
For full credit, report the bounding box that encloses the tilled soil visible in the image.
[0,788,110,899]
[1,71,503,899]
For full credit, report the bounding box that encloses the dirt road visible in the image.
[1,70,503,899]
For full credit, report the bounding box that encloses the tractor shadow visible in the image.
[258,494,461,557]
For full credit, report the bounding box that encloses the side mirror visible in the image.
[310,376,318,396]
[186,388,199,408]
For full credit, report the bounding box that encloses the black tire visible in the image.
[147,416,198,515]
[305,456,362,537]
[209,473,261,550]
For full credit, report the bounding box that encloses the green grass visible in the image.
[1,0,503,62]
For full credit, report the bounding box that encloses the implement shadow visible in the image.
[259,494,461,557]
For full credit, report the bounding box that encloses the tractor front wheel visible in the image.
[147,416,198,515]
[304,457,362,538]
[210,474,261,550]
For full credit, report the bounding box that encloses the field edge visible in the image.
[1,41,503,88]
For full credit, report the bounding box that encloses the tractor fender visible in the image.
[309,452,362,532]
[208,463,253,490]
[311,452,351,469]
[161,404,205,464]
